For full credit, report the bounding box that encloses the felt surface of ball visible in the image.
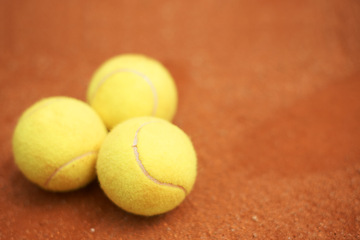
[96,117,197,216]
[12,97,108,192]
[87,54,178,129]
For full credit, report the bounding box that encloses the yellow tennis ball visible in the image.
[96,116,197,216]
[12,97,107,192]
[87,54,178,129]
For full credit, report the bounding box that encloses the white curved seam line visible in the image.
[131,121,187,194]
[26,99,61,118]
[92,68,158,116]
[44,151,97,187]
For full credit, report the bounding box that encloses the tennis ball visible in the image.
[12,97,107,192]
[96,116,197,216]
[87,54,178,129]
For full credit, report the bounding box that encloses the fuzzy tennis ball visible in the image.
[87,54,178,129]
[96,116,197,216]
[12,97,107,192]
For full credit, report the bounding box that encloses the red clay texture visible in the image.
[0,0,360,239]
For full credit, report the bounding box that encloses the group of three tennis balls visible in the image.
[12,54,197,216]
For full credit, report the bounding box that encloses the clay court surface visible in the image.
[0,0,360,239]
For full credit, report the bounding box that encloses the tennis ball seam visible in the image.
[131,121,187,195]
[90,68,158,115]
[25,98,61,118]
[44,151,97,187]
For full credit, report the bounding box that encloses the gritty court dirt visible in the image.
[0,0,359,239]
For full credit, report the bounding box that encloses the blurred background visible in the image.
[1,0,359,239]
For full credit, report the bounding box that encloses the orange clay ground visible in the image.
[0,1,359,239]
